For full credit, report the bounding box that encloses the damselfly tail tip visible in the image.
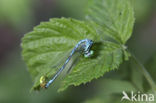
[40,76,47,89]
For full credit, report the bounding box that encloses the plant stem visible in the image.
[131,53,156,94]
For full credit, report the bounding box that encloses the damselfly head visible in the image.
[40,76,47,88]
[84,50,94,58]
[83,39,94,58]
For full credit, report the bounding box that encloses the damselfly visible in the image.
[40,39,94,88]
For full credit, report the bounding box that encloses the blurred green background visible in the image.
[0,0,156,103]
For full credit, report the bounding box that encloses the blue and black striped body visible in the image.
[45,39,93,88]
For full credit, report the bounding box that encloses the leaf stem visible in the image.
[131,52,156,94]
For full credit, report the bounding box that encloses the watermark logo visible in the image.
[121,91,155,102]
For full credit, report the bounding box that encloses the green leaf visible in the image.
[22,0,135,91]
[22,18,126,91]
[59,41,124,91]
[86,0,135,44]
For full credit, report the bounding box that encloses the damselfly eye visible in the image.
[84,50,94,58]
